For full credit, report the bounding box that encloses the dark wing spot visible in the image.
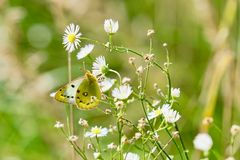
[71,96,74,98]
[71,84,75,88]
[82,92,88,96]
[77,96,80,99]
[86,103,90,105]
[80,100,83,103]
[60,89,62,91]
[67,96,70,98]
[77,90,80,93]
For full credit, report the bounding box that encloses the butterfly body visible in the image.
[52,71,101,110]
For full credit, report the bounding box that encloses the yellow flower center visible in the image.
[92,128,101,134]
[67,34,76,43]
[155,109,161,116]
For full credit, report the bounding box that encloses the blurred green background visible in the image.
[0,0,240,159]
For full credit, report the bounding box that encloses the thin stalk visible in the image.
[109,69,122,84]
[140,100,172,159]
[68,52,75,160]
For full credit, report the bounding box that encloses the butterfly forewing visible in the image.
[54,78,83,104]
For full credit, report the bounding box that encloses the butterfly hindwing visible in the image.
[75,72,101,110]
[54,78,83,105]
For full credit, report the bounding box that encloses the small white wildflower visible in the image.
[104,19,119,34]
[77,44,94,60]
[162,104,181,123]
[124,152,140,160]
[93,152,101,159]
[171,88,180,98]
[230,124,240,136]
[225,157,235,160]
[112,84,132,100]
[63,23,81,53]
[107,142,117,149]
[147,29,155,36]
[78,118,89,128]
[193,133,213,152]
[92,56,109,76]
[136,66,144,75]
[68,135,78,142]
[163,43,168,47]
[100,78,115,92]
[85,126,108,138]
[122,77,131,84]
[147,107,161,120]
[54,121,64,128]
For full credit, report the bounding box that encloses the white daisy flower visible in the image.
[104,19,119,34]
[171,88,180,98]
[100,78,115,92]
[112,84,132,100]
[193,133,213,152]
[54,121,64,128]
[162,104,181,123]
[63,23,81,53]
[85,126,108,138]
[147,107,161,120]
[68,135,78,142]
[92,56,109,76]
[77,44,94,60]
[124,152,140,160]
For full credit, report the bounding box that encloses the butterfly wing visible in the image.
[53,78,83,105]
[75,72,101,110]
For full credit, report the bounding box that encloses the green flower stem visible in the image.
[153,137,174,160]
[140,100,172,159]
[109,69,122,84]
[175,124,189,160]
[96,136,102,153]
[60,128,87,160]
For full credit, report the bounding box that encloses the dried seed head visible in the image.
[136,66,144,75]
[153,83,158,89]
[134,132,142,140]
[230,124,240,136]
[202,117,214,125]
[128,57,136,65]
[105,109,112,114]
[137,118,146,130]
[144,54,154,62]
[78,118,89,128]
[115,101,124,110]
[172,131,179,139]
